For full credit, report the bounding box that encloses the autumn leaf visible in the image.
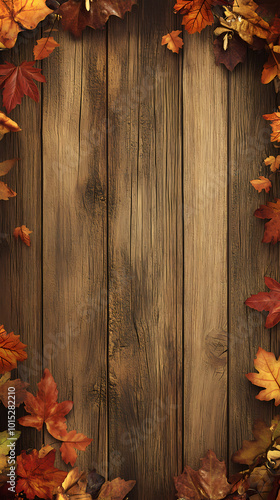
[174,0,215,34]
[13,225,33,247]
[220,0,270,45]
[262,52,280,84]
[232,417,279,465]
[246,348,280,405]
[213,34,247,71]
[161,31,184,53]
[264,109,280,143]
[16,448,67,500]
[0,371,29,407]
[245,276,280,327]
[264,155,280,172]
[0,0,52,48]
[55,468,92,499]
[98,477,136,500]
[0,112,21,141]
[254,199,280,244]
[0,182,16,201]
[59,0,137,37]
[250,176,272,193]
[87,469,106,498]
[248,465,275,500]
[0,61,46,114]
[52,428,93,466]
[18,368,73,436]
[0,325,27,374]
[33,37,60,60]
[174,450,231,500]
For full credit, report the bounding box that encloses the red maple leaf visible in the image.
[245,276,280,328]
[18,368,73,436]
[254,198,280,244]
[0,61,46,113]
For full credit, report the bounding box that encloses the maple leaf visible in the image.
[0,371,29,407]
[0,182,16,200]
[0,112,21,140]
[246,348,280,405]
[232,417,279,465]
[0,61,46,114]
[213,34,247,71]
[263,109,280,143]
[264,155,280,172]
[161,31,184,53]
[16,448,67,500]
[245,276,280,327]
[18,368,73,435]
[51,428,93,466]
[59,0,137,37]
[0,325,27,374]
[33,36,60,60]
[13,225,33,246]
[262,52,280,84]
[174,0,215,34]
[0,0,52,48]
[174,450,231,500]
[254,199,280,244]
[98,477,136,500]
[250,176,272,193]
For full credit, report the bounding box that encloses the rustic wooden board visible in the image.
[0,35,43,450]
[107,0,183,498]
[228,52,276,470]
[42,29,108,470]
[182,28,228,467]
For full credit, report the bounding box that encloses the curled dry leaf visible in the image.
[264,155,280,172]
[221,0,270,46]
[262,52,280,84]
[55,468,91,499]
[33,36,60,60]
[245,276,280,328]
[0,371,29,407]
[13,225,33,247]
[0,325,27,374]
[254,199,280,244]
[232,417,279,465]
[250,176,272,193]
[161,30,184,53]
[246,347,280,405]
[0,112,21,141]
[98,477,136,500]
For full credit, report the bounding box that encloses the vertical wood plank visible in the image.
[0,35,42,450]
[229,53,277,469]
[107,2,183,498]
[183,29,228,467]
[42,29,108,470]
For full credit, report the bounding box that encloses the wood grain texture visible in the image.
[107,1,183,498]
[228,53,276,470]
[183,28,228,467]
[42,29,108,470]
[0,34,42,450]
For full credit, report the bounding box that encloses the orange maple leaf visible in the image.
[262,52,280,84]
[174,0,215,34]
[161,31,184,53]
[98,477,136,500]
[246,347,280,406]
[0,0,52,48]
[0,325,27,374]
[55,429,93,466]
[33,37,60,60]
[254,199,280,244]
[13,225,33,246]
[264,155,280,172]
[264,109,280,143]
[16,448,67,500]
[0,182,16,200]
[250,176,272,193]
[0,112,21,140]
[18,368,73,435]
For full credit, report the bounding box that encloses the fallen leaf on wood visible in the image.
[0,159,18,176]
[33,37,59,60]
[174,0,215,34]
[264,155,280,172]
[264,109,280,143]
[87,469,105,498]
[0,372,29,407]
[0,61,46,114]
[0,325,27,374]
[247,465,275,500]
[54,429,93,466]
[0,112,21,140]
[161,31,184,53]
[213,34,247,71]
[0,182,16,201]
[98,477,136,500]
[55,468,91,499]
[246,347,280,405]
[254,199,280,244]
[13,225,33,247]
[232,417,279,465]
[18,368,73,436]
[262,52,280,84]
[245,276,280,327]
[250,176,272,193]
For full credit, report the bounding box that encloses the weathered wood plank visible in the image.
[183,28,228,467]
[42,29,108,470]
[228,52,276,470]
[0,35,42,450]
[107,2,183,498]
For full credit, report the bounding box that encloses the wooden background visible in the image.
[0,0,278,498]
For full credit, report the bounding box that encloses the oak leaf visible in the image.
[0,112,21,140]
[254,199,280,244]
[250,176,272,193]
[54,429,93,466]
[18,368,73,435]
[16,448,67,500]
[33,36,59,60]
[174,450,231,500]
[246,347,280,405]
[245,276,280,327]
[0,371,29,407]
[264,155,280,172]
[0,0,52,48]
[264,109,280,143]
[161,31,184,53]
[58,0,137,37]
[232,417,279,465]
[13,225,33,246]
[98,477,136,500]
[0,61,46,114]
[213,34,247,71]
[0,325,27,374]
